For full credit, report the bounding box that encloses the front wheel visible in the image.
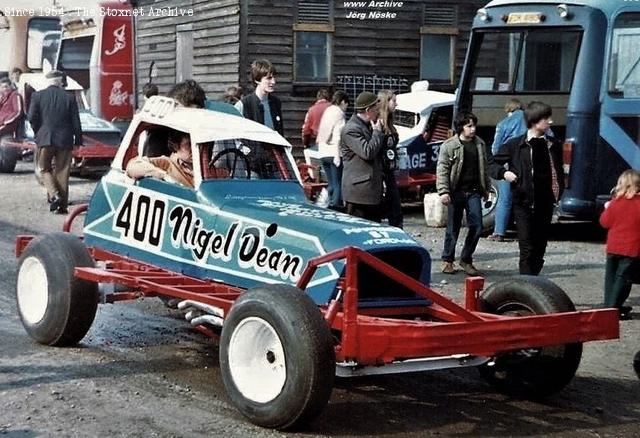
[219,284,335,430]
[478,276,583,397]
[16,232,99,346]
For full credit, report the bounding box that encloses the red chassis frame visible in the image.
[15,228,619,367]
[5,134,117,162]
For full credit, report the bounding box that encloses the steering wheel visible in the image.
[209,148,251,179]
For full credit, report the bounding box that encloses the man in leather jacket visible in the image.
[490,101,564,275]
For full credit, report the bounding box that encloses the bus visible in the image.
[56,1,134,131]
[456,0,640,221]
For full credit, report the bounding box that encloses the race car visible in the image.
[0,73,121,176]
[14,96,619,430]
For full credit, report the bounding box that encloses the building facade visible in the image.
[132,0,486,146]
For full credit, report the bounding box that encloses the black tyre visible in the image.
[462,179,499,235]
[481,178,500,234]
[478,276,583,397]
[16,232,99,346]
[0,137,18,173]
[219,284,335,430]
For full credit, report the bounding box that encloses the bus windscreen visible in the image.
[470,30,581,93]
[27,18,61,70]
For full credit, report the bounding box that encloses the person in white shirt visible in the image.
[316,90,349,210]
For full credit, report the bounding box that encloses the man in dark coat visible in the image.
[490,101,564,275]
[340,91,385,222]
[28,70,82,214]
[235,59,283,135]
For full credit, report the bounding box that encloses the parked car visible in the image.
[0,73,121,177]
[14,96,619,430]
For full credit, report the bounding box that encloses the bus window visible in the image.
[58,36,94,70]
[27,18,60,70]
[41,31,61,71]
[609,13,640,98]
[470,30,581,93]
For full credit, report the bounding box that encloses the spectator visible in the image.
[436,112,491,275]
[126,131,194,188]
[316,90,349,210]
[10,67,22,90]
[142,82,159,102]
[301,88,331,149]
[378,89,402,228]
[340,91,384,222]
[0,77,23,137]
[28,70,83,214]
[487,98,527,242]
[599,169,640,320]
[222,85,243,105]
[490,101,564,275]
[168,79,206,108]
[235,59,283,135]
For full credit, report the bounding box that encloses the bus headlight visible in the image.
[557,4,571,19]
[477,8,491,22]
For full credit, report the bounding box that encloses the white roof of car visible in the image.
[395,90,455,115]
[137,96,291,147]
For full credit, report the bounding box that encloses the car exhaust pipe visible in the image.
[179,300,224,327]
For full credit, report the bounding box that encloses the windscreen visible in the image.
[58,36,94,70]
[203,139,297,181]
[469,29,581,93]
[609,13,640,98]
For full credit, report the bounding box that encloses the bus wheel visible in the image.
[0,137,18,173]
[478,276,583,397]
[16,232,99,346]
[219,284,335,430]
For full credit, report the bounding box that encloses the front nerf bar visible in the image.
[297,247,619,365]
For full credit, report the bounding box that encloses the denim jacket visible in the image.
[491,109,527,155]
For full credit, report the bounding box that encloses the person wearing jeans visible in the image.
[489,99,527,241]
[442,191,483,267]
[436,112,491,275]
[317,90,349,209]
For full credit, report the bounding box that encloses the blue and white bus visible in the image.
[457,0,640,220]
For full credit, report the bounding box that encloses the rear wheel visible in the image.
[478,276,583,397]
[0,136,18,173]
[16,232,99,346]
[480,179,500,234]
[461,179,500,234]
[219,284,335,430]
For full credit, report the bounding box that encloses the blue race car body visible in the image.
[83,96,431,305]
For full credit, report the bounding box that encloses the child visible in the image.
[600,169,640,319]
